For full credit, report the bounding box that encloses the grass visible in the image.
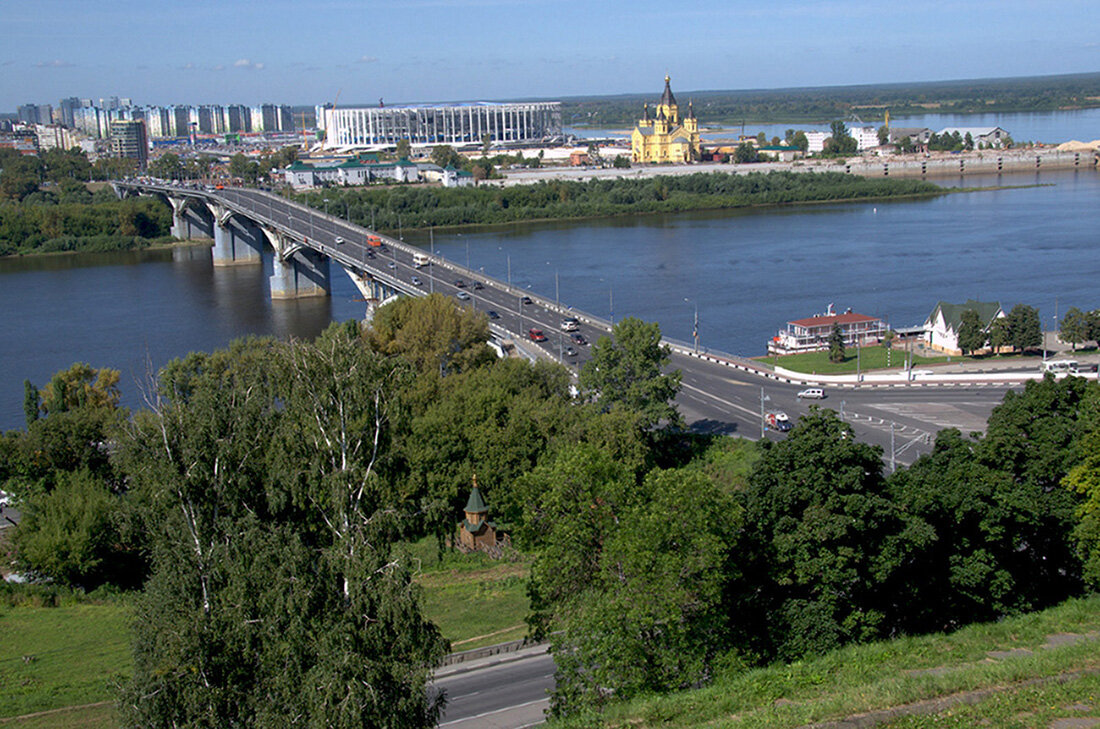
[0,600,131,721]
[403,536,533,651]
[767,345,951,374]
[552,594,1100,729]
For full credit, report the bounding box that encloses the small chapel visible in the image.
[631,75,702,164]
[457,476,503,555]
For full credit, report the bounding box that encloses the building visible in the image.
[283,157,421,190]
[456,477,501,554]
[111,119,148,169]
[937,127,1009,148]
[889,127,932,150]
[852,126,880,151]
[17,104,53,125]
[318,101,561,151]
[631,76,701,164]
[758,145,803,162]
[923,299,1005,355]
[442,165,474,187]
[769,306,887,355]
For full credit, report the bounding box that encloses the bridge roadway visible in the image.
[117,182,1018,466]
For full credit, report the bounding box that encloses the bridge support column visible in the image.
[270,249,331,300]
[211,210,263,267]
[168,197,190,239]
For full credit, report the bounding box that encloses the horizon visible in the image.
[3,0,1098,111]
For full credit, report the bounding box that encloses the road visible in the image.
[432,648,554,729]
[138,184,1020,466]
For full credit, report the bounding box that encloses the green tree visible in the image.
[579,317,682,428]
[733,142,758,163]
[736,409,919,661]
[1061,307,1090,350]
[1064,389,1100,588]
[827,322,846,362]
[430,144,463,169]
[228,152,259,183]
[791,131,809,152]
[367,293,494,375]
[23,379,39,429]
[1006,303,1042,352]
[395,138,412,160]
[148,152,185,180]
[481,133,493,157]
[118,330,448,728]
[988,315,1011,352]
[877,126,889,145]
[612,154,631,168]
[956,309,988,354]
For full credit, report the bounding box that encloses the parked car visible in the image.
[528,328,547,342]
[797,388,825,399]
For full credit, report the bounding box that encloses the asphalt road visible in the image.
[135,184,1022,466]
[432,649,554,729]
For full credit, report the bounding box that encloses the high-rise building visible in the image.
[17,103,53,125]
[58,97,82,127]
[171,106,191,137]
[227,104,251,133]
[111,119,148,169]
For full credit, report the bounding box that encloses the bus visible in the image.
[412,253,430,268]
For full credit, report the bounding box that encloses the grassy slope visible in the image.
[555,595,1100,729]
[766,346,950,374]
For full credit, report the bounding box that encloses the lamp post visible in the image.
[685,297,698,353]
[323,197,330,216]
[760,387,770,439]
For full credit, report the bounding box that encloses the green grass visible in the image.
[553,595,1100,729]
[0,602,131,720]
[403,536,532,651]
[767,345,951,374]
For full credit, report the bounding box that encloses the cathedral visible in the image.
[631,76,702,164]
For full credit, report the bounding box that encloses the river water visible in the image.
[1,165,1098,432]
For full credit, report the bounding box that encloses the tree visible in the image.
[395,138,411,160]
[228,152,259,183]
[1060,307,1090,350]
[430,144,463,169]
[118,330,448,728]
[481,133,493,157]
[791,131,809,152]
[1006,303,1042,352]
[367,293,495,376]
[956,308,988,354]
[733,142,758,164]
[1064,389,1100,588]
[612,154,631,169]
[988,315,1011,352]
[148,152,185,180]
[735,409,919,662]
[578,317,682,428]
[827,322,846,362]
[877,126,889,145]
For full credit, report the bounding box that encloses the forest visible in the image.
[297,171,942,232]
[562,71,1100,127]
[2,295,1099,727]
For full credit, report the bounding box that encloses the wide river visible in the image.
[1,166,1098,431]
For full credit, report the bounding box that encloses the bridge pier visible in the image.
[211,210,263,267]
[169,197,190,239]
[262,227,331,300]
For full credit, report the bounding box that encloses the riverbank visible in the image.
[0,237,209,261]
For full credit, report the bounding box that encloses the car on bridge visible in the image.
[528,328,547,342]
[564,346,578,358]
[570,333,587,346]
[487,310,500,320]
[560,317,579,331]
[456,291,471,301]
[335,236,345,245]
[411,276,422,286]
[521,295,533,305]
[472,281,484,290]
[454,279,466,288]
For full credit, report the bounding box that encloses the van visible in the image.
[797,388,825,399]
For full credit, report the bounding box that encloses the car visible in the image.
[334,236,345,245]
[366,250,375,258]
[472,281,484,290]
[410,275,422,286]
[797,388,826,399]
[570,332,587,346]
[560,317,579,332]
[528,328,547,342]
[564,345,578,357]
[521,295,533,305]
[456,291,471,300]
[486,310,500,320]
[388,261,397,269]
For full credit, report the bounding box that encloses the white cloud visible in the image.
[234,58,264,70]
[34,59,74,68]
[357,55,379,64]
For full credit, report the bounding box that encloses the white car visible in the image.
[797,388,825,399]
[334,236,345,245]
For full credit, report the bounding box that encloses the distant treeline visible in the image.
[298,171,942,231]
[563,72,1100,127]
[0,196,173,257]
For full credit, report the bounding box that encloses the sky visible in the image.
[3,0,1098,111]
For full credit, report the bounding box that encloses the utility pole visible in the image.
[760,387,769,439]
[890,422,896,473]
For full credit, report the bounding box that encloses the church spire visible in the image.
[660,75,677,108]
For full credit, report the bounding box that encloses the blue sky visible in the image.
[3,0,1098,110]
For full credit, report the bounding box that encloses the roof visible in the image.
[938,127,1005,137]
[660,75,677,108]
[464,485,487,514]
[927,299,1004,332]
[789,312,881,328]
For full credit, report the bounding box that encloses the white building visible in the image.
[923,299,1005,354]
[283,158,421,190]
[318,101,562,151]
[937,127,1010,148]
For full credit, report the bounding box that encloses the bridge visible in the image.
[113,180,1024,466]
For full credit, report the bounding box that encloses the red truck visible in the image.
[367,234,382,247]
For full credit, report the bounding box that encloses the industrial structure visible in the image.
[316,101,562,151]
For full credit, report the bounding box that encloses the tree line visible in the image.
[298,171,941,232]
[3,300,1099,725]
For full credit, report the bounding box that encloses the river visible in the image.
[1,166,1098,432]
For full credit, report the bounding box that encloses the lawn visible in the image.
[553,594,1100,729]
[767,345,950,374]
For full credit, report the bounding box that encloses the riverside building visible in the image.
[631,76,702,164]
[317,101,562,151]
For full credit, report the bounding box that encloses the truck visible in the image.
[367,234,383,248]
[412,252,430,268]
[764,411,792,432]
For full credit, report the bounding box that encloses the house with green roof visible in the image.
[282,157,421,190]
[457,475,500,553]
[923,299,1005,354]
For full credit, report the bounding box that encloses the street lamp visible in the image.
[323,198,330,216]
[685,297,699,353]
[760,387,770,439]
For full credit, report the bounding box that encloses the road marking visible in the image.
[439,698,549,727]
[680,381,759,420]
